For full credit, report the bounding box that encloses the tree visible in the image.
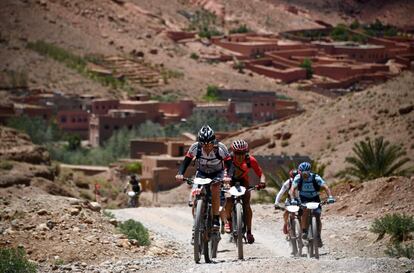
[300,58,313,79]
[336,137,413,181]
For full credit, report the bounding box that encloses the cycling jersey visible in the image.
[275,178,292,204]
[292,173,325,199]
[229,154,262,183]
[178,141,231,175]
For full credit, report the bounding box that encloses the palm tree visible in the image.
[337,137,413,181]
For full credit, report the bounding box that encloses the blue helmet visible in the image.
[298,162,311,172]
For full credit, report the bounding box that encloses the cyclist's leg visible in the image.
[283,210,289,234]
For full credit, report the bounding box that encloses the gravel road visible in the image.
[108,205,414,273]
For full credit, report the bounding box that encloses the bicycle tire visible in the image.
[294,218,303,257]
[194,199,203,263]
[312,216,319,259]
[236,202,244,260]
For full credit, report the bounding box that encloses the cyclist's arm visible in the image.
[177,156,192,175]
[316,175,333,198]
[290,177,299,199]
[250,156,265,183]
[275,180,290,204]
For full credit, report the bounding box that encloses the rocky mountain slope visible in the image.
[225,72,414,179]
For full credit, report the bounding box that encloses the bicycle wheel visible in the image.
[307,220,313,258]
[194,199,203,263]
[294,218,303,257]
[236,202,243,260]
[289,217,298,256]
[312,216,319,259]
[203,204,212,263]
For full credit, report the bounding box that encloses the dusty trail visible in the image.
[111,205,414,273]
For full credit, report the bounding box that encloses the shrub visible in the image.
[281,140,289,147]
[0,248,37,273]
[336,137,413,180]
[190,52,199,60]
[299,58,313,79]
[203,84,219,101]
[124,162,142,174]
[118,219,150,246]
[0,161,14,170]
[385,242,414,259]
[229,24,250,34]
[370,213,414,242]
[350,19,360,30]
[103,210,115,219]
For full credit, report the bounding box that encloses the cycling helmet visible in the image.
[232,139,248,152]
[289,169,298,178]
[298,162,311,172]
[198,125,215,144]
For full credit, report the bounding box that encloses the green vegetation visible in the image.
[336,137,413,181]
[330,24,367,43]
[7,115,62,144]
[9,110,241,166]
[103,210,115,219]
[150,93,178,102]
[124,162,142,174]
[299,58,313,79]
[0,247,37,273]
[187,10,222,39]
[370,213,414,242]
[190,52,199,60]
[371,213,414,259]
[229,24,251,34]
[203,84,219,101]
[363,19,398,37]
[385,242,414,259]
[119,219,150,246]
[349,19,360,30]
[0,161,14,170]
[27,40,132,92]
[232,60,245,73]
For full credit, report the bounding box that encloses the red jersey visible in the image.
[232,155,263,182]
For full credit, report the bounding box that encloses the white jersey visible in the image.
[186,142,230,174]
[275,179,292,204]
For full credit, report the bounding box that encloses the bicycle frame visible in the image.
[185,177,220,263]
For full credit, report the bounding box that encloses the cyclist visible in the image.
[175,125,231,230]
[123,174,141,207]
[289,161,335,247]
[274,169,297,236]
[224,139,266,244]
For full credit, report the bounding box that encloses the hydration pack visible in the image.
[297,173,320,192]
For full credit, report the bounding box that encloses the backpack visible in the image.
[297,173,320,192]
[195,142,223,161]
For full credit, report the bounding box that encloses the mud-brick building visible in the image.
[215,89,300,122]
[57,110,90,139]
[89,109,147,147]
[140,155,196,191]
[13,103,53,120]
[130,138,191,159]
[192,101,238,122]
[91,99,119,115]
[119,100,162,123]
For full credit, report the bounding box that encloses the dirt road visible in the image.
[111,205,414,273]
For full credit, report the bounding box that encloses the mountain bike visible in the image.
[300,201,327,259]
[127,191,139,208]
[277,203,303,257]
[225,182,258,260]
[185,177,221,263]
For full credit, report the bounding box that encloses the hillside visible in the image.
[1,0,412,106]
[227,72,414,179]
